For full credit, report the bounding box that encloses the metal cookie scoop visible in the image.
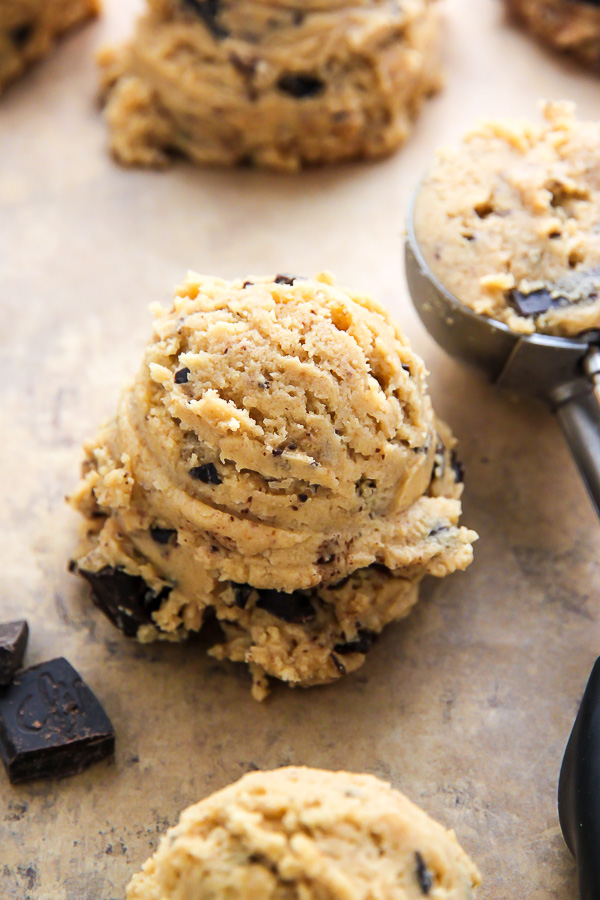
[558,658,600,900]
[404,191,600,518]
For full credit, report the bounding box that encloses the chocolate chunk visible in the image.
[255,589,316,623]
[0,621,28,686]
[174,367,190,384]
[274,274,297,285]
[277,74,325,99]
[329,653,346,676]
[298,493,308,502]
[429,525,449,538]
[509,287,554,317]
[189,462,222,484]
[149,525,177,545]
[9,23,33,47]
[334,629,376,655]
[77,566,170,637]
[450,450,465,485]
[415,851,433,895]
[232,583,253,609]
[181,0,229,38]
[242,281,254,288]
[0,658,115,784]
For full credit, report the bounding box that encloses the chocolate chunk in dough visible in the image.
[150,525,178,545]
[181,0,229,38]
[277,74,325,99]
[334,629,376,655]
[189,462,222,484]
[0,658,115,784]
[77,566,170,637]
[0,621,28,686]
[255,589,316,624]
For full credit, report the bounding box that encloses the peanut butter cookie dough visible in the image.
[413,102,600,337]
[97,0,442,171]
[505,0,600,69]
[126,767,481,899]
[0,0,99,94]
[69,273,476,699]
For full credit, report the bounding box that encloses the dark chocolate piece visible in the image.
[0,621,28,686]
[9,23,34,47]
[232,583,253,609]
[174,367,190,384]
[415,851,433,895]
[274,274,297,285]
[509,287,554,317]
[277,74,325,98]
[77,566,170,637]
[149,525,177,545]
[255,589,316,623]
[329,653,346,676]
[334,629,376,655]
[450,449,464,485]
[0,658,115,784]
[189,462,222,484]
[181,0,229,38]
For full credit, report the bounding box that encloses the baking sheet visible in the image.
[1,0,599,896]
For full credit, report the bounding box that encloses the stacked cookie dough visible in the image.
[126,767,481,900]
[414,102,600,336]
[505,0,600,69]
[0,0,99,92]
[70,273,476,699]
[97,0,442,170]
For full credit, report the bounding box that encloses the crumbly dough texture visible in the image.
[126,767,481,900]
[0,0,99,93]
[70,273,476,699]
[505,0,600,69]
[414,102,600,337]
[97,0,441,171]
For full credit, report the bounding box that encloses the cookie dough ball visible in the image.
[504,0,600,69]
[97,0,442,171]
[0,0,99,94]
[413,102,600,337]
[126,767,481,900]
[69,272,476,699]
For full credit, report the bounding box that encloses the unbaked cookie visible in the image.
[126,767,481,899]
[0,0,99,94]
[413,102,600,336]
[69,272,476,699]
[97,0,442,171]
[504,0,600,69]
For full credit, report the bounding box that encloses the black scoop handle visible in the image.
[558,657,600,900]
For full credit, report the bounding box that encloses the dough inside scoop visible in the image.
[414,102,600,337]
[69,272,476,698]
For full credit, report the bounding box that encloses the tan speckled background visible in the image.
[1,1,600,897]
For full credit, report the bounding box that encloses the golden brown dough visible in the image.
[97,0,442,171]
[126,767,481,900]
[505,0,600,69]
[69,273,476,698]
[0,0,99,94]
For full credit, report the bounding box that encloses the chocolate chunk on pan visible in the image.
[75,566,171,637]
[0,658,114,784]
[0,621,28,686]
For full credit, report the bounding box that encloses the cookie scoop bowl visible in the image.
[405,184,600,517]
[69,272,476,699]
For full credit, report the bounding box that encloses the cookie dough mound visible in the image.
[0,0,99,94]
[414,102,600,337]
[97,0,442,171]
[69,272,476,698]
[505,0,600,69]
[127,767,481,900]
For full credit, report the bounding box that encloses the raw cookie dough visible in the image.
[504,0,600,69]
[413,101,600,336]
[126,767,481,900]
[0,0,99,94]
[69,273,476,699]
[97,0,442,171]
